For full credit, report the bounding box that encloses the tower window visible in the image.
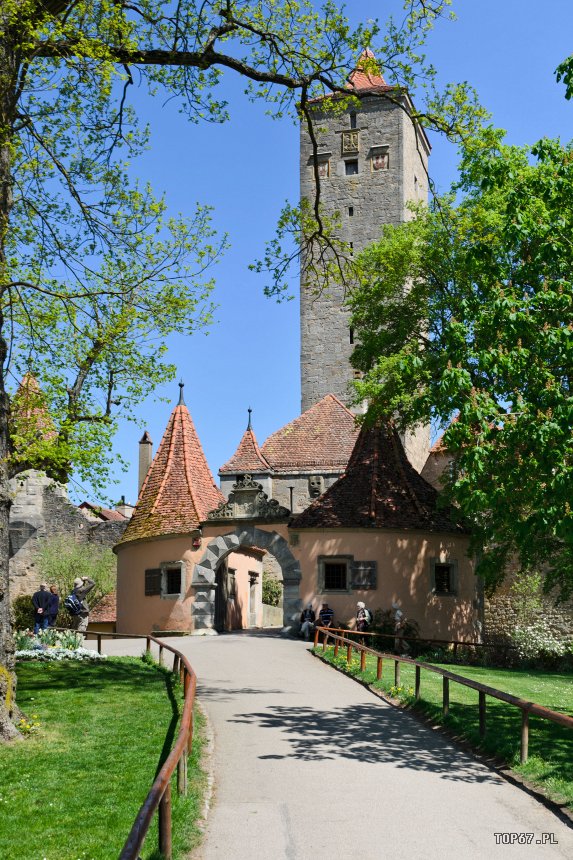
[348,206,354,217]
[350,112,357,129]
[349,328,354,344]
[345,160,359,176]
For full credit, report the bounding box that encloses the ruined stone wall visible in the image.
[9,470,127,599]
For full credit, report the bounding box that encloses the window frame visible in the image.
[344,159,359,176]
[317,555,353,593]
[430,558,458,597]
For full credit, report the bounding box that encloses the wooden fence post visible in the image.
[376,656,383,681]
[159,645,164,667]
[158,782,172,860]
[97,634,102,654]
[521,710,529,763]
[443,677,449,717]
[177,752,188,796]
[394,660,400,687]
[415,665,421,701]
[346,644,352,664]
[334,638,339,658]
[360,650,366,672]
[479,691,486,738]
[146,636,151,655]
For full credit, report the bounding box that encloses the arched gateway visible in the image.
[192,525,301,633]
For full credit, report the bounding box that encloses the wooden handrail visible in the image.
[322,626,489,649]
[313,627,573,762]
[59,629,197,860]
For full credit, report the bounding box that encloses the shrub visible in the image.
[262,573,282,607]
[35,536,116,607]
[12,595,35,630]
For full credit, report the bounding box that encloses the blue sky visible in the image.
[77,1,573,506]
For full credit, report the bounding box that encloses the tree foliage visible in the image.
[35,536,116,607]
[349,129,573,598]
[0,0,490,736]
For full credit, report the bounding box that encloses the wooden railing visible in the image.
[313,627,573,764]
[81,631,197,860]
[319,626,490,656]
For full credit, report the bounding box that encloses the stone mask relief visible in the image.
[308,475,324,498]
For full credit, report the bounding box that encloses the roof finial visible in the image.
[247,407,252,430]
[178,379,185,406]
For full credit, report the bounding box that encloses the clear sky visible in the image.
[76,0,573,506]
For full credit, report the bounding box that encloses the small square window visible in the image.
[350,112,357,129]
[318,555,352,592]
[348,206,354,216]
[345,160,359,176]
[431,560,457,595]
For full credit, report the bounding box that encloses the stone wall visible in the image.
[484,574,573,643]
[299,94,429,415]
[9,470,127,599]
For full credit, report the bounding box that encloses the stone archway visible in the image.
[192,526,301,634]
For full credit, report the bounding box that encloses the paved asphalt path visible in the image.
[96,633,573,860]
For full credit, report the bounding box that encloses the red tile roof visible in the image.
[220,425,270,474]
[290,421,464,533]
[261,395,358,472]
[78,502,127,521]
[90,591,116,623]
[119,400,225,545]
[347,49,392,93]
[12,373,57,441]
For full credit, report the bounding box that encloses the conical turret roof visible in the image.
[290,421,464,533]
[119,392,224,545]
[12,373,57,441]
[219,410,270,474]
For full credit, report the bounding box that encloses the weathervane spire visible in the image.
[178,379,185,406]
[247,407,252,430]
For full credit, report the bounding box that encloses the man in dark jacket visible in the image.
[32,583,51,634]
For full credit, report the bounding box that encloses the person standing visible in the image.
[32,583,51,634]
[356,602,371,633]
[47,586,60,627]
[300,603,316,641]
[70,577,95,636]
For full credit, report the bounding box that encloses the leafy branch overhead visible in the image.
[349,130,573,598]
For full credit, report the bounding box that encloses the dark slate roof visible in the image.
[261,394,358,472]
[118,401,224,545]
[290,421,464,533]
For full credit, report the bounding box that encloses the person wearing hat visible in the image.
[70,576,95,635]
[32,583,51,634]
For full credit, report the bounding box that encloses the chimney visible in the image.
[138,431,153,494]
[115,494,135,519]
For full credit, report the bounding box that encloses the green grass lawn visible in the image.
[316,645,573,809]
[0,658,206,860]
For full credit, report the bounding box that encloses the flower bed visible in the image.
[14,629,107,662]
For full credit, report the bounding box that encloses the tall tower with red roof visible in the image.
[300,51,430,470]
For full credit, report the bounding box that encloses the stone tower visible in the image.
[299,53,430,470]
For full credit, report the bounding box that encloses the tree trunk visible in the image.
[0,23,21,741]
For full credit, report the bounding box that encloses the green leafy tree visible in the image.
[349,128,573,599]
[36,537,116,608]
[0,0,483,737]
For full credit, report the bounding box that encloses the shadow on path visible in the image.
[228,702,500,784]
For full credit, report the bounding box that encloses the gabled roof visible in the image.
[260,394,358,472]
[90,591,116,623]
[347,49,392,93]
[119,393,224,545]
[219,412,270,474]
[290,421,464,533]
[78,502,127,522]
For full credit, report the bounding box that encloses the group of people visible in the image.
[31,577,95,635]
[299,600,373,641]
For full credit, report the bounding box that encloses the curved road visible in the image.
[99,633,573,859]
